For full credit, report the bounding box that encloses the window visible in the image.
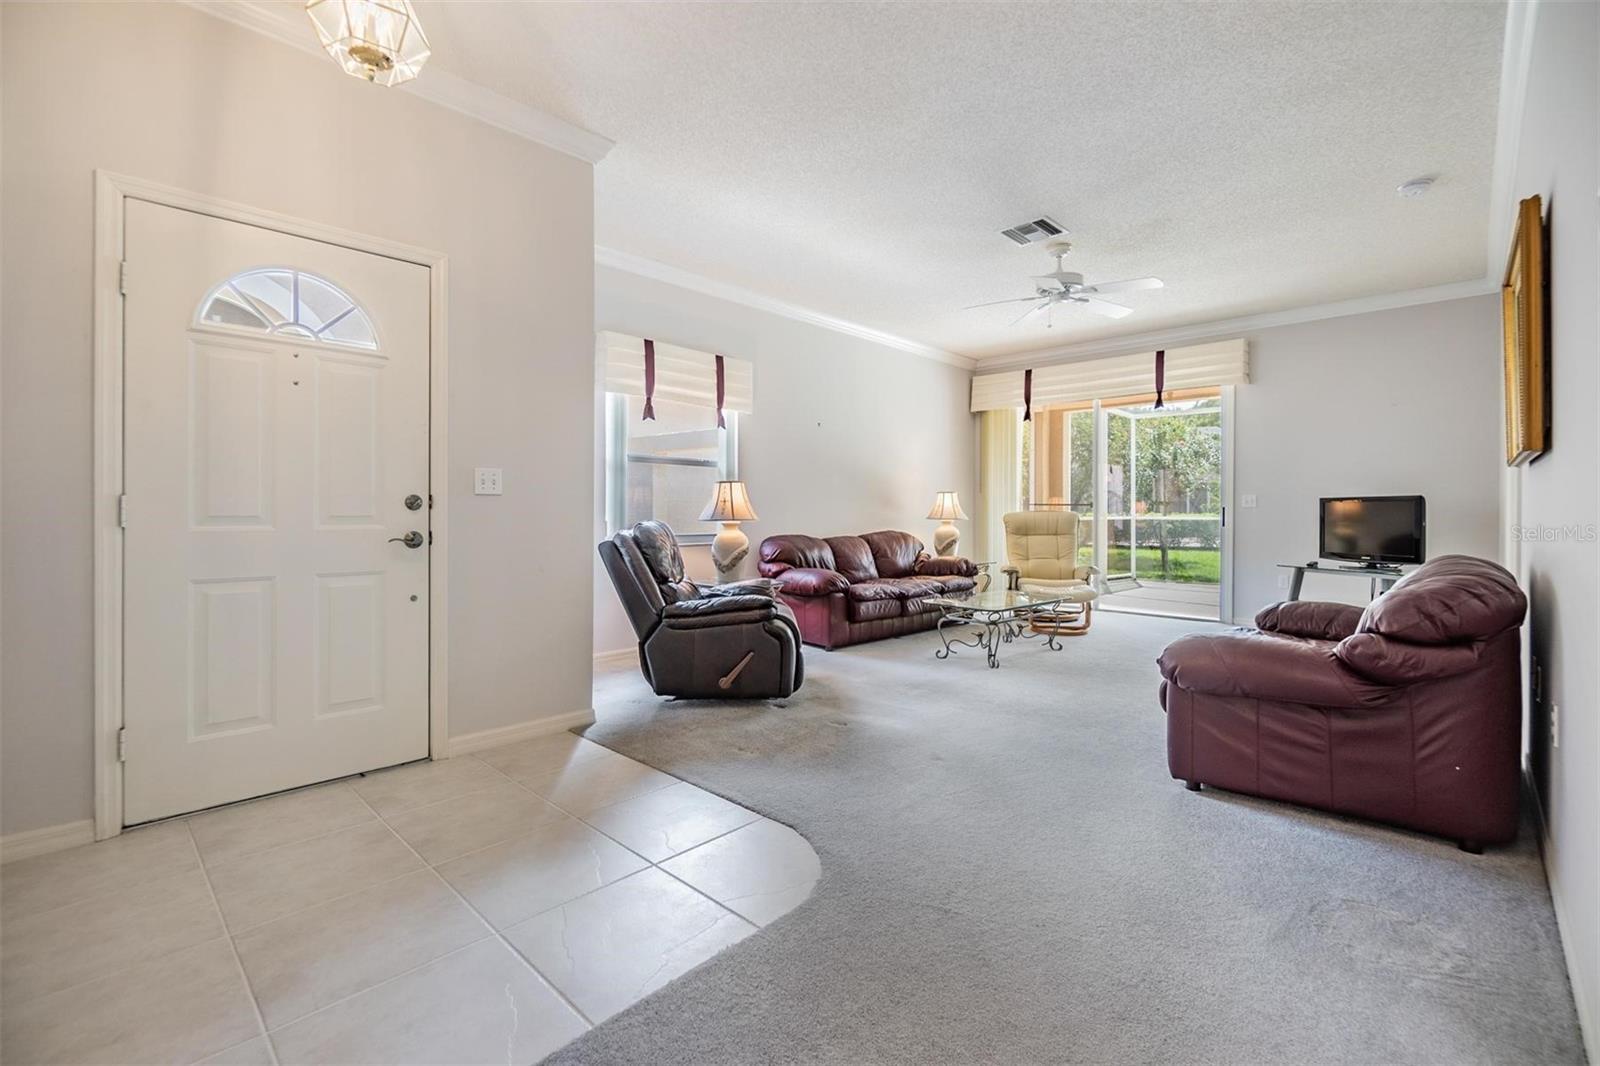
[605,393,738,542]
[198,268,377,350]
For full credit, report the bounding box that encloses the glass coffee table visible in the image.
[925,589,1075,669]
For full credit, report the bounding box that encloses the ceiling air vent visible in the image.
[1000,216,1065,246]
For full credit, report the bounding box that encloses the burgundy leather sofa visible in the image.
[759,531,978,649]
[1158,555,1526,851]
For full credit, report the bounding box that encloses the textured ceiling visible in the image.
[409,1,1506,361]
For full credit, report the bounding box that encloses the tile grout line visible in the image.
[442,750,767,1005]
[471,751,681,820]
[123,742,763,1049]
[224,862,428,939]
[343,784,602,1032]
[469,749,703,854]
[183,820,282,1066]
[189,784,381,872]
[471,746,775,929]
[256,935,501,1036]
[4,744,785,1060]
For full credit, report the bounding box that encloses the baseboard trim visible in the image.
[0,819,97,865]
[593,648,635,667]
[1524,764,1596,1063]
[446,710,597,757]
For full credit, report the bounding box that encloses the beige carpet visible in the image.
[548,611,1584,1065]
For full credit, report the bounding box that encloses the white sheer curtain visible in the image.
[975,408,1021,564]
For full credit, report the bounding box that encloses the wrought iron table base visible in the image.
[934,609,1062,669]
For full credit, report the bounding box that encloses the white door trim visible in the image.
[1219,385,1237,624]
[93,170,451,840]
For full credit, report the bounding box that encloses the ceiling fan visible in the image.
[966,239,1163,326]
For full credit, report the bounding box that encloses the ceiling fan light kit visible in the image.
[965,237,1163,327]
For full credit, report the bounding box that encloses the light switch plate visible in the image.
[1241,494,1258,508]
[474,468,503,496]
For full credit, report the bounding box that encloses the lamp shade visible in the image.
[306,0,431,86]
[926,491,968,521]
[700,481,759,522]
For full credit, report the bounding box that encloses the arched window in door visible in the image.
[197,267,378,350]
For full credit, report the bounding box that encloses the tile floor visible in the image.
[0,733,820,1065]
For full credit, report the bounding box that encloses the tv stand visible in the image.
[1336,563,1402,574]
[1276,562,1407,602]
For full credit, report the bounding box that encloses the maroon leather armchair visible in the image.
[759,531,978,648]
[1158,556,1526,851]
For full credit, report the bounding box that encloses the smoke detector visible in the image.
[1000,216,1066,246]
[1397,176,1436,199]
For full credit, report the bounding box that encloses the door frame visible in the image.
[1081,388,1234,622]
[92,171,451,840]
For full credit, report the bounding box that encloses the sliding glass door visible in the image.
[1030,388,1229,621]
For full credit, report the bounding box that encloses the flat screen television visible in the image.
[1319,495,1426,567]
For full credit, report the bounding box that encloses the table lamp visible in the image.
[701,481,759,576]
[926,491,968,557]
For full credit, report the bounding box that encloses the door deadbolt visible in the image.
[388,531,425,549]
[404,494,424,511]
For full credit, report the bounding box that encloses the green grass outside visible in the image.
[1086,547,1221,584]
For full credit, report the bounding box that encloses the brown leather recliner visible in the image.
[1158,555,1526,851]
[599,521,803,699]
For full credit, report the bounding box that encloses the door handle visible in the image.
[388,531,425,549]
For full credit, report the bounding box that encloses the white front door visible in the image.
[122,200,431,824]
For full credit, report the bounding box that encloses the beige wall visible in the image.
[1230,295,1504,618]
[0,3,596,835]
[593,265,976,655]
[1509,0,1599,1050]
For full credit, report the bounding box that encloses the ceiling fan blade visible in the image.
[1081,276,1163,296]
[1078,296,1133,319]
[964,295,1048,310]
[1009,299,1051,327]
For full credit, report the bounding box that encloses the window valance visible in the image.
[598,331,754,414]
[969,339,1248,412]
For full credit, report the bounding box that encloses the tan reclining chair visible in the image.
[1002,511,1100,634]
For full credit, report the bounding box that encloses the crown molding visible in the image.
[1485,0,1538,279]
[182,1,614,165]
[595,247,974,370]
[973,276,1497,371]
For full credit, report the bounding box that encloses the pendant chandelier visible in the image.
[306,0,431,87]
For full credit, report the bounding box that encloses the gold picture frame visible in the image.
[1502,194,1547,465]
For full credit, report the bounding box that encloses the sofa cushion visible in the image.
[759,534,835,576]
[846,577,943,601]
[915,556,978,578]
[934,575,976,594]
[776,567,850,597]
[1356,555,1526,644]
[1335,632,1487,684]
[1256,601,1363,642]
[845,580,903,602]
[847,596,903,623]
[662,594,775,618]
[1158,629,1393,707]
[883,576,945,614]
[862,530,925,578]
[881,576,944,598]
[825,535,880,584]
